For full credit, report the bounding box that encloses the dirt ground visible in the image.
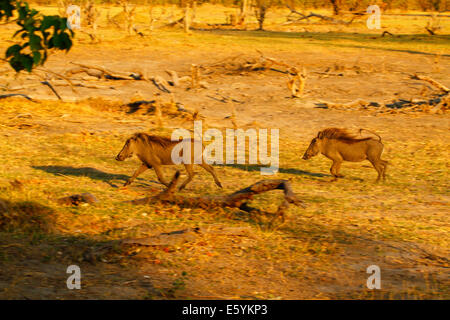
[0,5,449,300]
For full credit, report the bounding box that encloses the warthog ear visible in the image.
[317,131,323,139]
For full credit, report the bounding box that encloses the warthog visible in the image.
[302,128,388,181]
[116,132,223,190]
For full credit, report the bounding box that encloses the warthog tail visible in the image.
[359,128,382,142]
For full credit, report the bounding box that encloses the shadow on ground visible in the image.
[0,197,164,299]
[32,165,135,186]
[197,29,450,57]
[219,163,329,177]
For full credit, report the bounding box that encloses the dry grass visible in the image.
[0,96,448,299]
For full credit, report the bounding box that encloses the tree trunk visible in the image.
[184,2,191,33]
[330,0,342,15]
[255,1,267,31]
[239,0,249,25]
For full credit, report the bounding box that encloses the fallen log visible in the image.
[69,62,143,80]
[131,171,306,224]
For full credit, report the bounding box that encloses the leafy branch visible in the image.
[1,0,74,72]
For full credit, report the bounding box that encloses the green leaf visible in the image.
[5,4,75,73]
[32,51,41,65]
[0,1,15,20]
[5,44,22,58]
[10,57,25,72]
[29,33,42,51]
[41,15,59,30]
[19,54,34,72]
[17,5,27,21]
[59,32,72,51]
[24,17,37,31]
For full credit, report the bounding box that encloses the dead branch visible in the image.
[0,93,37,102]
[287,67,306,98]
[425,15,442,35]
[2,83,42,91]
[65,66,104,79]
[150,76,171,93]
[69,62,143,80]
[51,80,115,90]
[207,93,244,104]
[131,171,305,224]
[411,74,449,93]
[285,5,355,25]
[430,94,450,114]
[165,70,180,86]
[216,53,449,116]
[41,80,62,100]
[162,16,185,28]
[318,92,449,114]
[318,99,369,109]
[425,27,436,35]
[107,10,122,29]
[190,64,200,89]
[35,67,78,94]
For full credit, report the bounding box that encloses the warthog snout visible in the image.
[116,139,133,161]
[115,153,130,161]
[303,137,320,160]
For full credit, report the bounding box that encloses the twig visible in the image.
[411,74,449,93]
[41,80,62,100]
[36,67,78,94]
[0,93,37,102]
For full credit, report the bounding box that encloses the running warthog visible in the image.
[302,128,388,181]
[116,133,223,190]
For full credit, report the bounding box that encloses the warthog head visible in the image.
[116,137,136,161]
[302,137,321,160]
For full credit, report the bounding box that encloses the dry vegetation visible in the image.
[0,3,449,299]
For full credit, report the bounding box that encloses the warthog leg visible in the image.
[153,165,170,187]
[381,160,388,181]
[179,164,196,191]
[330,160,344,179]
[199,162,223,188]
[369,159,384,182]
[124,163,151,186]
